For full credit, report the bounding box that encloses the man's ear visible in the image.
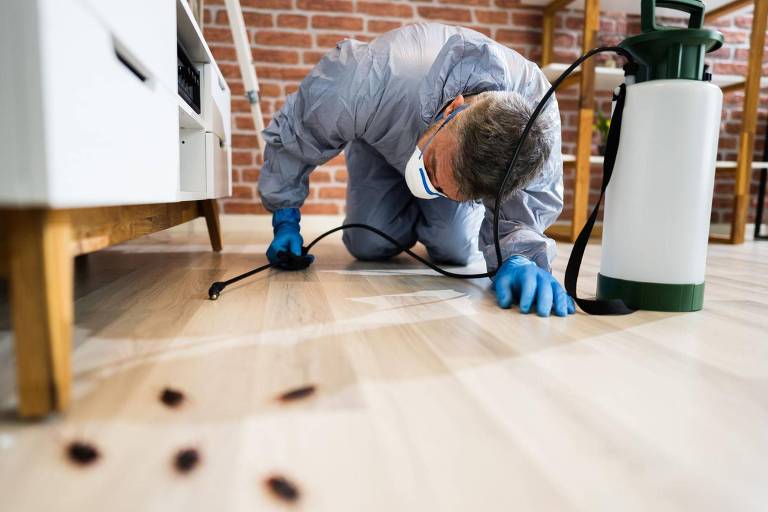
[443,95,465,117]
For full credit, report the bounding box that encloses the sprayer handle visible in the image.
[641,0,705,32]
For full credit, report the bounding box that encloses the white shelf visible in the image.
[542,63,768,92]
[178,98,204,129]
[543,63,624,91]
[561,154,606,164]
[561,153,768,169]
[177,0,211,64]
[713,160,768,170]
[715,74,768,90]
[520,0,736,15]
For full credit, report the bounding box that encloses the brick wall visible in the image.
[202,0,768,225]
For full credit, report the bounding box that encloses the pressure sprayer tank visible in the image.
[598,0,724,311]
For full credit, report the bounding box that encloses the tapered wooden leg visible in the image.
[199,199,223,252]
[8,210,73,418]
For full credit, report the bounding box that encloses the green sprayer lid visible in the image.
[620,0,724,83]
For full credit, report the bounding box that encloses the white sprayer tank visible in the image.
[598,79,723,310]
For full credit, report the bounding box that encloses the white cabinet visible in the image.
[0,0,232,208]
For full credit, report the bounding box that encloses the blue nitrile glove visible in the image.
[266,208,314,269]
[493,255,576,317]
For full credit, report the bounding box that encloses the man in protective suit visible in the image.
[258,23,574,317]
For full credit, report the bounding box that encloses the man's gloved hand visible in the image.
[493,255,575,317]
[266,208,315,269]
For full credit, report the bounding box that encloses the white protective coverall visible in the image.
[258,22,563,271]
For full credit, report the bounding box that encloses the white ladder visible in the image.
[191,0,267,153]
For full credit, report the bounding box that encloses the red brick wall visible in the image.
[202,0,768,225]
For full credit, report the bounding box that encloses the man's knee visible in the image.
[422,220,481,265]
[424,235,477,266]
[343,229,411,261]
[417,202,484,266]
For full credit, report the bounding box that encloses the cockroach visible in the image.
[277,384,316,402]
[265,475,300,502]
[160,387,185,408]
[174,448,200,473]
[66,441,100,466]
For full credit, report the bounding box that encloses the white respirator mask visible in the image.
[404,104,469,200]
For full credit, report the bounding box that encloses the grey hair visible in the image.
[451,91,552,201]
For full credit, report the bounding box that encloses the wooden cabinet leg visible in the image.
[199,199,223,252]
[8,210,73,418]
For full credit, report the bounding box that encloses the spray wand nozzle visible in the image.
[208,282,225,301]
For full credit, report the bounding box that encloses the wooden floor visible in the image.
[1,215,767,511]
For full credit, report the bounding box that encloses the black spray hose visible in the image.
[208,46,636,300]
[305,224,491,279]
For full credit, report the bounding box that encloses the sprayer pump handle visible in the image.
[641,0,705,32]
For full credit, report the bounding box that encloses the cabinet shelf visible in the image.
[178,97,204,129]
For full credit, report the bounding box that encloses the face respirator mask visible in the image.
[404,104,469,200]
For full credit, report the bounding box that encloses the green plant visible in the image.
[595,110,611,144]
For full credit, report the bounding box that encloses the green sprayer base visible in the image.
[597,274,705,312]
